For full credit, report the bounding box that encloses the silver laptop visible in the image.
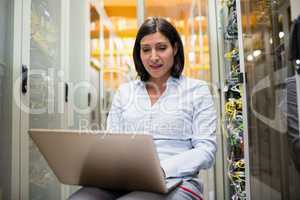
[28,129,182,194]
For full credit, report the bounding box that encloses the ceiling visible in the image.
[103,0,208,17]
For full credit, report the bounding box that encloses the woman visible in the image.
[69,17,216,200]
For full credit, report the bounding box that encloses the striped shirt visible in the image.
[107,75,217,179]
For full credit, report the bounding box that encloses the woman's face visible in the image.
[140,31,177,82]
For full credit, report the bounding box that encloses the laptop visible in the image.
[28,129,182,194]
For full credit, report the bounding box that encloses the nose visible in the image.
[150,49,159,62]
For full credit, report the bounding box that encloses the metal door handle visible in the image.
[22,64,28,94]
[65,83,69,102]
[88,92,91,107]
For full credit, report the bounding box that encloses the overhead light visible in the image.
[253,50,262,57]
[247,54,254,61]
[279,32,285,39]
[296,60,300,65]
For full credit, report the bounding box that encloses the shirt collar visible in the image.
[136,75,182,87]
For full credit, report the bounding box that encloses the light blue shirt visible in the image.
[107,76,217,179]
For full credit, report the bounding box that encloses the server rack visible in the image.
[214,0,250,199]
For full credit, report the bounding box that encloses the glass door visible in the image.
[91,0,138,128]
[29,0,63,199]
[20,0,67,199]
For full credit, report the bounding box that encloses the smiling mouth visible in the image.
[149,64,163,69]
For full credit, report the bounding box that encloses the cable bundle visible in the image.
[220,0,247,199]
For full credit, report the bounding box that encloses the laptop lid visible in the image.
[28,129,168,193]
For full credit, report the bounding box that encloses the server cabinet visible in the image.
[214,0,250,199]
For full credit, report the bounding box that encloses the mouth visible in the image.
[149,64,163,69]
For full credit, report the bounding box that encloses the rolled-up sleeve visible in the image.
[160,84,217,178]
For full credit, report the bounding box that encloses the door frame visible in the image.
[11,0,23,199]
[207,1,224,199]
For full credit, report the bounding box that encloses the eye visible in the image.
[157,45,167,51]
[141,48,151,53]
